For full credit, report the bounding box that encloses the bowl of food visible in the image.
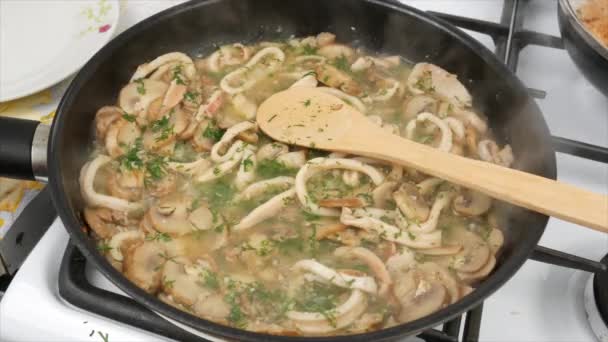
[558,0,608,98]
[0,0,556,340]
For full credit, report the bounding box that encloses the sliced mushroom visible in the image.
[123,240,166,294]
[119,79,169,115]
[397,279,446,323]
[372,181,399,209]
[106,168,144,201]
[83,207,125,239]
[188,205,214,231]
[444,225,491,273]
[193,293,231,321]
[393,183,430,222]
[108,230,144,261]
[276,150,307,169]
[315,63,361,96]
[416,244,463,256]
[256,142,289,161]
[453,190,492,216]
[478,140,514,167]
[487,228,504,254]
[402,95,439,121]
[105,120,142,158]
[148,195,194,237]
[147,171,178,198]
[317,44,355,61]
[316,32,336,47]
[95,106,123,140]
[457,255,496,284]
[416,178,444,196]
[315,222,348,240]
[407,63,472,108]
[162,257,215,307]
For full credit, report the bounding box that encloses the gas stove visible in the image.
[1,1,607,341]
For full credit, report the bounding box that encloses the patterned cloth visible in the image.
[0,0,186,238]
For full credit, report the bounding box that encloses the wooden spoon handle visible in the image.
[341,131,608,233]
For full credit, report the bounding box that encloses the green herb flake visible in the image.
[96,242,112,253]
[301,44,318,55]
[202,121,225,141]
[151,116,174,141]
[242,156,254,172]
[119,137,144,170]
[146,231,172,242]
[134,78,146,95]
[256,159,297,178]
[145,155,168,180]
[332,54,350,72]
[122,112,137,123]
[200,269,220,290]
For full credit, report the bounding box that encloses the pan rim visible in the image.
[49,0,555,340]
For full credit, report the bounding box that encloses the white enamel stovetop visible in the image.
[1,1,607,341]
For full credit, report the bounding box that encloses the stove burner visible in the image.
[585,255,608,342]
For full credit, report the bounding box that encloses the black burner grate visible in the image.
[57,1,608,341]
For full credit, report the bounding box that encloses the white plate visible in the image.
[0,0,120,102]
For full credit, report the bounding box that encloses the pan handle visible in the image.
[0,116,49,182]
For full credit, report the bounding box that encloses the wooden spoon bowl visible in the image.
[257,87,608,232]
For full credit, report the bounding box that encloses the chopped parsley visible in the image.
[197,179,235,209]
[267,114,278,123]
[134,78,146,95]
[184,91,200,104]
[202,121,225,141]
[332,54,350,72]
[414,70,435,92]
[303,99,311,107]
[96,242,112,253]
[172,64,186,85]
[294,282,343,327]
[145,155,168,180]
[119,137,144,170]
[145,231,172,242]
[256,159,297,178]
[199,269,220,290]
[225,280,247,328]
[163,277,175,289]
[242,156,254,172]
[151,116,174,142]
[122,112,137,122]
[301,44,318,55]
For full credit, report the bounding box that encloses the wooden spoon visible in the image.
[257,87,608,233]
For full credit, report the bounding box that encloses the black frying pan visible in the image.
[0,0,557,340]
